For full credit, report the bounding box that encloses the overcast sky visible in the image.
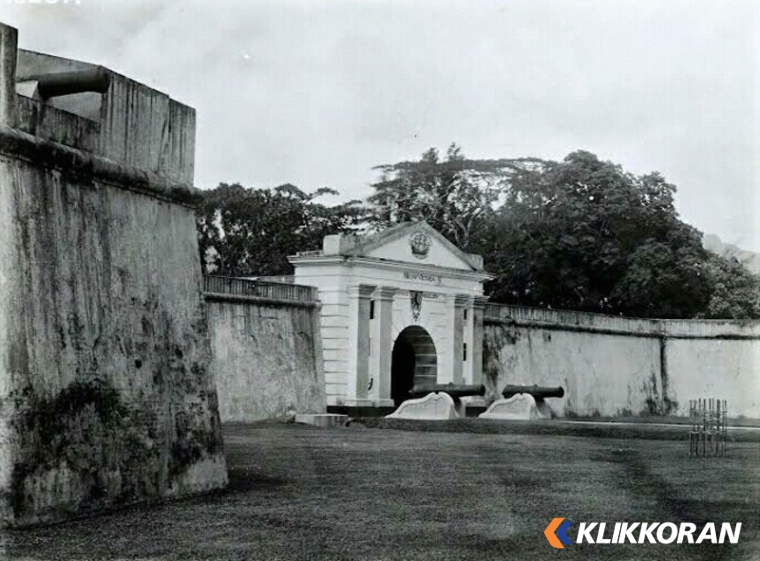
[4,0,759,250]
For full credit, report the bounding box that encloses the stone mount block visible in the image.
[479,393,545,420]
[387,392,460,421]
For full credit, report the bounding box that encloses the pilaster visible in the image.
[345,283,375,404]
[371,286,397,405]
[443,294,469,385]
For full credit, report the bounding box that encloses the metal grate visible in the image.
[689,398,727,458]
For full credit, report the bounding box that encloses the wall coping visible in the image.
[204,292,320,309]
[0,124,201,207]
[484,303,760,340]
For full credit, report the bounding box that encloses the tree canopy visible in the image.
[195,148,760,320]
[480,150,712,317]
[699,252,760,320]
[197,183,363,277]
[367,143,538,251]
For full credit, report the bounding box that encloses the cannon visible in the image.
[409,383,564,401]
[35,68,111,100]
[409,383,485,400]
[501,384,565,400]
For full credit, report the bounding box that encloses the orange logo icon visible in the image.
[545,517,573,548]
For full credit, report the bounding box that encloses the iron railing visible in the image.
[203,275,318,303]
[484,303,505,320]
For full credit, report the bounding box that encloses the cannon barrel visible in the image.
[36,68,111,100]
[502,384,564,399]
[409,384,485,400]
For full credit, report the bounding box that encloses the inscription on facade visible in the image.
[403,271,441,285]
[396,290,440,299]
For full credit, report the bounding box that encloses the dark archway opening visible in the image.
[390,326,437,406]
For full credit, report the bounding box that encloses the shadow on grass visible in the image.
[353,417,760,443]
[226,466,290,493]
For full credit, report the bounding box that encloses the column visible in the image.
[346,284,375,405]
[371,286,397,406]
[472,296,489,386]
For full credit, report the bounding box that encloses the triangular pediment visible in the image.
[350,222,483,271]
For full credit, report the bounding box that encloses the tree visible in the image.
[480,150,712,318]
[367,143,534,251]
[197,183,364,277]
[699,253,760,320]
[610,241,710,318]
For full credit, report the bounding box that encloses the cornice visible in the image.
[289,254,493,283]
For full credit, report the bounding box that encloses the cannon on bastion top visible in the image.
[34,67,111,99]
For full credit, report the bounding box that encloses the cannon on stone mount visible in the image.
[393,383,565,420]
[409,383,486,400]
[501,384,565,400]
[409,383,564,401]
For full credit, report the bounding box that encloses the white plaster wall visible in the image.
[485,325,662,417]
[318,289,350,403]
[485,305,760,419]
[293,265,349,405]
[666,339,760,418]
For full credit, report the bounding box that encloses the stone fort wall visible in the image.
[0,23,227,528]
[205,277,759,422]
[204,276,326,422]
[484,304,760,418]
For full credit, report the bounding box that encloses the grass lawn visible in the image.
[2,423,759,561]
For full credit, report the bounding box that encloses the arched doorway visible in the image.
[390,326,437,405]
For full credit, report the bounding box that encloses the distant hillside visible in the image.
[703,234,760,274]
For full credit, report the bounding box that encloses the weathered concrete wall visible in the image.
[205,285,326,423]
[98,73,195,184]
[484,304,760,418]
[0,23,20,528]
[15,49,195,183]
[0,22,226,527]
[16,95,99,152]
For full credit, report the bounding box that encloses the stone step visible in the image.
[294,413,350,428]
